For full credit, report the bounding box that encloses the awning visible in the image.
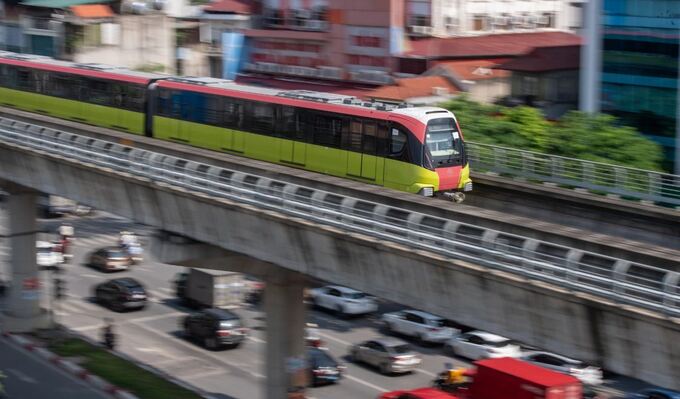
[21,0,112,8]
[70,4,114,18]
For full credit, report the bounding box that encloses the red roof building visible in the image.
[406,31,582,59]
[368,75,460,104]
[203,0,253,14]
[496,44,581,72]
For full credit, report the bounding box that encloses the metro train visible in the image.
[0,51,472,200]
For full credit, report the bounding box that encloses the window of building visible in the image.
[473,15,487,31]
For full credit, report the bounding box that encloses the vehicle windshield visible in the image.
[429,319,445,327]
[107,250,128,258]
[346,292,366,300]
[487,339,513,348]
[425,118,464,167]
[309,349,338,368]
[392,344,412,354]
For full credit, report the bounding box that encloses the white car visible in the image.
[446,330,521,360]
[309,285,378,316]
[521,351,604,386]
[36,241,63,267]
[382,309,458,344]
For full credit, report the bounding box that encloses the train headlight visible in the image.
[464,182,473,192]
[419,187,434,197]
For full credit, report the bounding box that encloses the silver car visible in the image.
[521,351,604,386]
[350,337,421,374]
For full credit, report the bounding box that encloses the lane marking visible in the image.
[7,368,37,384]
[71,311,184,332]
[130,320,265,379]
[343,374,388,392]
[178,368,229,380]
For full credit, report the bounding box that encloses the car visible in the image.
[89,247,132,272]
[445,330,521,360]
[308,285,378,316]
[307,347,344,386]
[182,308,248,350]
[36,241,64,268]
[94,278,147,312]
[626,388,680,399]
[305,323,323,348]
[349,337,421,375]
[382,310,459,344]
[521,351,603,386]
[379,387,458,399]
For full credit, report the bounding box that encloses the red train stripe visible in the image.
[0,58,152,85]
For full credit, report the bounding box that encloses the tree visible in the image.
[441,97,664,171]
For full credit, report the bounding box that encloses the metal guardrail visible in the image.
[0,117,678,317]
[467,142,680,207]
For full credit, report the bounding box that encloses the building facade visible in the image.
[581,0,680,173]
[406,0,584,38]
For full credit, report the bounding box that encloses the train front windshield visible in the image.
[425,118,464,168]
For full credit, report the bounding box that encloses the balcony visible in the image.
[21,16,62,35]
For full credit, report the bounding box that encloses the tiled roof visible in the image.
[70,4,113,18]
[407,31,582,58]
[431,59,511,81]
[368,76,460,102]
[496,45,581,72]
[204,0,252,14]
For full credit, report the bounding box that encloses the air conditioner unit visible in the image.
[537,15,550,25]
[432,86,448,96]
[305,20,328,30]
[411,25,433,35]
[492,16,508,26]
[244,62,256,71]
[295,9,311,19]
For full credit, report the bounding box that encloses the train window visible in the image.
[86,78,111,106]
[349,119,362,152]
[313,113,342,148]
[376,122,389,156]
[223,99,243,128]
[277,106,299,139]
[362,121,377,155]
[390,127,407,156]
[33,70,49,94]
[16,69,33,91]
[122,85,145,113]
[156,88,171,116]
[249,102,274,134]
[47,74,77,100]
[203,95,221,125]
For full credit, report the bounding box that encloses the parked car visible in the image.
[307,347,344,386]
[36,241,63,268]
[626,388,680,399]
[182,308,248,350]
[349,337,421,375]
[89,247,131,272]
[521,351,603,386]
[94,278,147,312]
[382,310,458,344]
[445,330,521,360]
[308,285,377,316]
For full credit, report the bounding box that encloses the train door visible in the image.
[360,121,378,180]
[166,91,182,142]
[221,100,245,153]
[346,119,363,176]
[347,119,379,180]
[278,106,306,165]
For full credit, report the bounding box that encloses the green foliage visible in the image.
[134,63,166,73]
[441,96,664,171]
[49,338,202,399]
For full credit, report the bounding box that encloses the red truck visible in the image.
[380,358,582,399]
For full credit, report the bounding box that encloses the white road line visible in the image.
[7,368,37,384]
[159,287,175,294]
[343,374,388,392]
[71,324,101,332]
[129,320,265,379]
[71,311,184,332]
[247,335,265,344]
[178,368,229,380]
[149,356,197,366]
[415,368,437,377]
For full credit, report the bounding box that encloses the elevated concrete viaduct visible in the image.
[0,124,679,391]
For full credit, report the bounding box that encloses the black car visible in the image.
[94,278,147,312]
[182,308,248,350]
[308,347,343,387]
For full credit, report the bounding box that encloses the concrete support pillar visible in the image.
[1,184,48,332]
[263,270,307,399]
[579,0,602,113]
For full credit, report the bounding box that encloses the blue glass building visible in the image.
[597,0,680,172]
